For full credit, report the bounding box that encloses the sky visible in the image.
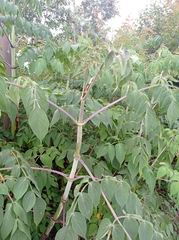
[108,0,155,29]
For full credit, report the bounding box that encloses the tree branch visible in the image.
[3,60,18,69]
[47,100,78,124]
[83,84,160,125]
[0,22,15,48]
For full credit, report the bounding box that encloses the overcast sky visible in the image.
[108,0,155,29]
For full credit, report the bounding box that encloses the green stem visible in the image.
[10,25,16,139]
[44,100,84,238]
[11,25,16,78]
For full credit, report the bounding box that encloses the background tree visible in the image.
[79,0,119,38]
[136,0,179,52]
[23,0,119,41]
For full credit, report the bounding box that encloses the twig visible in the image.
[5,82,78,124]
[3,60,18,69]
[76,157,101,182]
[47,100,77,124]
[0,166,96,181]
[83,84,160,124]
[101,191,132,240]
[74,158,132,240]
[151,146,167,167]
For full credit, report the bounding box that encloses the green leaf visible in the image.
[55,226,78,240]
[8,85,20,106]
[157,166,167,179]
[126,192,137,214]
[152,231,163,240]
[101,178,115,200]
[10,229,27,240]
[65,91,74,104]
[88,223,98,237]
[23,191,36,212]
[96,218,112,239]
[97,145,108,158]
[167,100,179,127]
[91,114,101,127]
[119,49,132,78]
[127,90,148,115]
[34,58,47,76]
[105,51,115,69]
[94,164,104,178]
[123,217,139,240]
[13,202,29,225]
[17,219,31,239]
[112,224,124,240]
[0,183,8,195]
[45,45,54,61]
[50,59,64,75]
[143,168,156,194]
[22,86,48,116]
[0,93,7,111]
[7,100,17,122]
[62,41,71,54]
[107,144,115,162]
[50,109,61,127]
[139,221,153,240]
[88,181,101,208]
[13,177,29,200]
[0,77,7,95]
[78,193,93,220]
[128,157,139,180]
[1,203,15,239]
[28,107,49,142]
[71,212,87,238]
[170,181,179,195]
[115,182,130,208]
[10,220,18,239]
[74,177,89,197]
[40,154,53,168]
[115,143,125,165]
[144,107,158,134]
[11,165,21,177]
[33,197,46,226]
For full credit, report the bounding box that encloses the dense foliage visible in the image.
[137,0,179,52]
[1,0,179,240]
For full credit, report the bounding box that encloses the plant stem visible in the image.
[10,25,16,139]
[83,84,160,124]
[43,100,85,238]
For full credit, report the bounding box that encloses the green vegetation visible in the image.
[1,0,179,239]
